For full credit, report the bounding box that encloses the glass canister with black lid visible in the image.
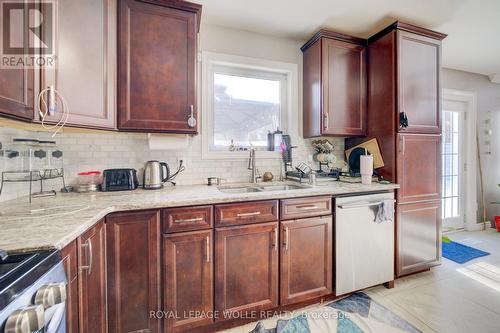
[39,140,63,170]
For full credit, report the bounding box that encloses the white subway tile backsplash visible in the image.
[0,127,346,202]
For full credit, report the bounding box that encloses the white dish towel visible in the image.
[375,199,394,223]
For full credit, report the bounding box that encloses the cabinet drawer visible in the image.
[163,206,213,233]
[215,200,278,226]
[280,196,331,220]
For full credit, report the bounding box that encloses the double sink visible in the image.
[218,183,311,194]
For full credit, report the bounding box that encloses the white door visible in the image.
[442,100,467,231]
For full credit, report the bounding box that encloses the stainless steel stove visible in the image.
[0,249,66,333]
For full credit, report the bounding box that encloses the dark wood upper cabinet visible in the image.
[397,31,441,134]
[106,210,161,333]
[397,200,441,276]
[118,0,201,133]
[280,216,332,305]
[39,0,116,129]
[164,230,213,332]
[302,30,366,138]
[397,134,441,203]
[215,222,279,319]
[61,240,79,333]
[0,68,34,120]
[77,220,106,333]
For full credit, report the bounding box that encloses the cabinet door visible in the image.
[106,210,161,333]
[397,201,441,276]
[41,0,116,129]
[118,0,199,133]
[397,134,441,203]
[322,38,366,136]
[215,222,279,319]
[397,31,441,134]
[280,216,332,305]
[0,69,34,120]
[61,240,79,333]
[78,220,106,333]
[164,230,213,332]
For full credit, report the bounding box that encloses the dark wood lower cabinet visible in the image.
[77,220,106,333]
[164,230,213,332]
[397,200,441,276]
[61,240,79,333]
[215,222,279,319]
[280,216,332,305]
[106,210,161,333]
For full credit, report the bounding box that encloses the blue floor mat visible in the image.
[442,240,490,264]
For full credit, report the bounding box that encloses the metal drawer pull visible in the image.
[236,211,261,217]
[337,200,395,210]
[206,236,210,263]
[174,217,203,224]
[80,239,93,275]
[295,205,319,210]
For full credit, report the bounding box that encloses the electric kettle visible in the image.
[143,160,169,189]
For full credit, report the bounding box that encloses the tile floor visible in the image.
[220,228,500,333]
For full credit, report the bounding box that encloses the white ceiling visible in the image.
[197,0,500,77]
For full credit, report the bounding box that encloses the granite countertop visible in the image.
[0,181,399,252]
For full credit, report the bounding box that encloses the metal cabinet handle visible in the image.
[295,204,319,210]
[337,200,395,209]
[284,227,289,251]
[174,217,203,224]
[80,239,93,275]
[323,113,329,129]
[206,236,210,263]
[273,227,278,252]
[187,105,196,128]
[236,211,261,217]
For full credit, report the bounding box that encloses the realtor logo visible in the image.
[0,0,56,68]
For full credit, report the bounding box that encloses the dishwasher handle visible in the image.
[337,200,395,210]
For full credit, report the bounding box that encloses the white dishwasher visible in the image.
[335,192,394,295]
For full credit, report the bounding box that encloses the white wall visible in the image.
[0,24,345,202]
[442,68,500,224]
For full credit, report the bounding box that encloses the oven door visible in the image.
[44,302,66,333]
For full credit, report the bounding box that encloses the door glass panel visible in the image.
[441,110,462,224]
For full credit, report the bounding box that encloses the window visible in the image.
[212,68,286,150]
[202,52,297,159]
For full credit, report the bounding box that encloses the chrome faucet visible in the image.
[248,149,261,183]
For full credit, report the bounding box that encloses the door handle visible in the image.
[273,227,278,252]
[205,236,210,263]
[80,239,93,275]
[284,227,289,251]
[187,105,196,128]
[323,113,329,129]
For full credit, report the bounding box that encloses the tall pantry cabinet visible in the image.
[362,22,447,277]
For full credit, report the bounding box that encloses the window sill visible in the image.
[201,150,283,160]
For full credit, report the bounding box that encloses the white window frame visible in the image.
[201,51,298,160]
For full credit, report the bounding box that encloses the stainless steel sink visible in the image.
[258,184,310,191]
[217,186,262,193]
[218,184,311,193]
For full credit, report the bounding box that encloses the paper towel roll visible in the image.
[148,134,190,151]
[360,155,373,185]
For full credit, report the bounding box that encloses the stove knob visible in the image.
[34,282,67,308]
[4,304,45,333]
